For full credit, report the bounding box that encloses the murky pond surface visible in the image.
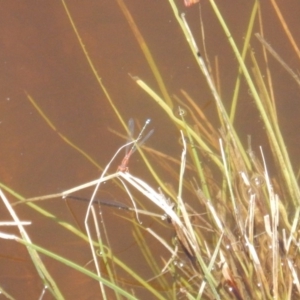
[0,1,300,299]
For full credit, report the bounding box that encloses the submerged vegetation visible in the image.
[1,0,300,299]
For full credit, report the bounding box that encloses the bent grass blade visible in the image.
[0,189,64,299]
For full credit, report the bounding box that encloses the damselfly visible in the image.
[66,195,131,210]
[65,195,163,219]
[117,118,153,172]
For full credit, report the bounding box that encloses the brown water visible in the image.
[0,1,300,299]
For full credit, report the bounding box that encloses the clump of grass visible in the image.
[117,0,300,298]
[0,0,299,299]
[129,1,300,299]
